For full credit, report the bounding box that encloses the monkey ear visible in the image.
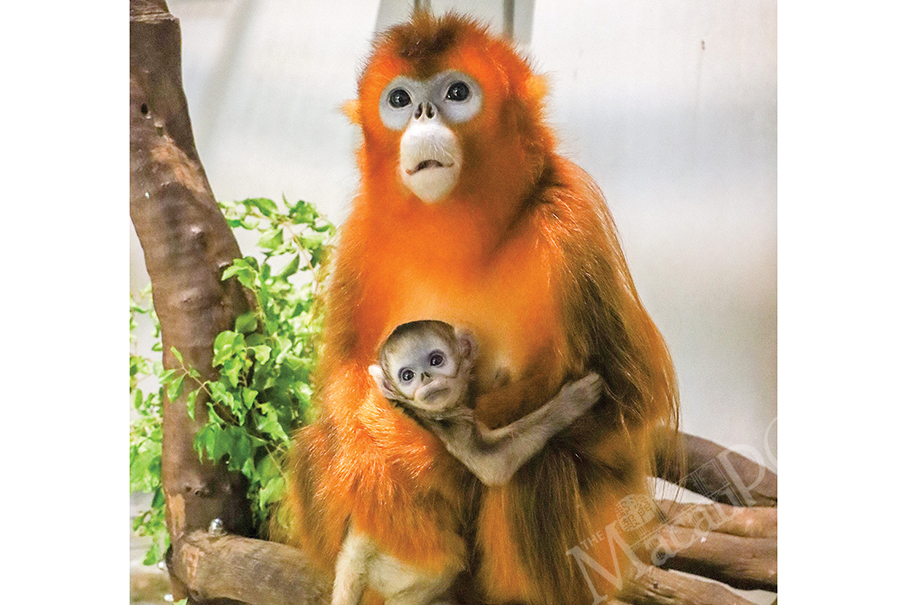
[342,100,361,125]
[368,364,397,400]
[455,328,479,365]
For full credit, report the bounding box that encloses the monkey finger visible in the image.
[562,372,605,405]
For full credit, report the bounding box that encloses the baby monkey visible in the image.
[369,320,604,486]
[331,320,603,605]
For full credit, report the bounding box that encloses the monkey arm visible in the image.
[472,366,566,429]
[432,373,603,486]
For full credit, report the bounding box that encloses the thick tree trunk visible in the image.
[130,0,255,601]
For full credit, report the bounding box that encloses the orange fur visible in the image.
[287,12,678,604]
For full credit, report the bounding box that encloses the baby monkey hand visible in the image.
[548,372,605,425]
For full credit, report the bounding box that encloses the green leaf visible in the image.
[309,245,326,267]
[222,357,243,388]
[213,331,246,366]
[222,259,260,290]
[288,200,317,225]
[186,388,198,421]
[258,228,284,251]
[171,347,184,365]
[212,426,235,463]
[278,254,300,279]
[235,312,259,334]
[256,455,279,480]
[251,345,272,365]
[209,381,237,410]
[196,425,218,461]
[241,456,256,479]
[143,541,162,566]
[166,374,185,402]
[256,408,290,445]
[247,197,278,216]
[258,477,286,508]
[230,433,252,471]
[241,388,259,409]
[151,487,165,509]
[282,354,306,373]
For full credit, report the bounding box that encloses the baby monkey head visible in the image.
[370,320,477,413]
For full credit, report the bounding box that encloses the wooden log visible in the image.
[656,434,777,507]
[618,566,760,605]
[130,0,255,601]
[658,501,777,539]
[650,525,776,592]
[170,531,331,605]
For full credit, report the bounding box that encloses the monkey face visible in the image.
[351,15,547,210]
[378,71,483,203]
[390,332,469,411]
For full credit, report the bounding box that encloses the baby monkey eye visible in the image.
[388,88,411,108]
[399,368,415,383]
[445,81,470,102]
[429,352,445,367]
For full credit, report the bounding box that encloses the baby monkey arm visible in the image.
[432,373,603,486]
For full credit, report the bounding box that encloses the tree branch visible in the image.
[170,531,331,605]
[167,531,770,605]
[649,525,776,591]
[657,433,777,507]
[658,501,777,539]
[618,566,761,605]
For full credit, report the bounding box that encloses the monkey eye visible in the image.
[445,81,470,102]
[429,352,445,367]
[388,88,411,108]
[399,368,415,383]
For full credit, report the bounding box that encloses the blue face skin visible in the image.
[391,334,466,410]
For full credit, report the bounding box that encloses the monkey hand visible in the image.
[550,372,604,423]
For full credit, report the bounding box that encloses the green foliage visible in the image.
[130,286,168,566]
[129,198,334,564]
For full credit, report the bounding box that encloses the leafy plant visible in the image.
[129,197,335,564]
[130,287,168,565]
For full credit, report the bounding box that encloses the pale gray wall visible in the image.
[131,0,777,471]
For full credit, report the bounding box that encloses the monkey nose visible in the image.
[414,102,436,120]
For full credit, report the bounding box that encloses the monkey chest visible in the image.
[360,226,565,389]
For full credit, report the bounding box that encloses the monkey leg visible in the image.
[371,546,462,605]
[331,525,463,605]
[333,530,373,605]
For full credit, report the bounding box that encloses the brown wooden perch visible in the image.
[129,2,777,604]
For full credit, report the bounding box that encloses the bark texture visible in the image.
[130,0,255,601]
[656,433,777,507]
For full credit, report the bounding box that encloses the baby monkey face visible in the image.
[391,333,467,410]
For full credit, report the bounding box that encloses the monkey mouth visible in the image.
[407,159,452,175]
[418,384,450,403]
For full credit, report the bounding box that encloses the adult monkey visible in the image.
[286,12,679,604]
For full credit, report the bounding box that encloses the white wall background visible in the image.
[130,0,777,470]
